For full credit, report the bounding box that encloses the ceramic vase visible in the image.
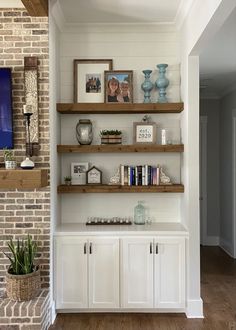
[156,64,169,103]
[141,70,153,103]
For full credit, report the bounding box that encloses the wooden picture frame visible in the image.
[133,122,157,144]
[104,70,133,103]
[71,162,89,185]
[74,59,113,103]
[86,166,102,185]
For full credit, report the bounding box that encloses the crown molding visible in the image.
[174,0,196,30]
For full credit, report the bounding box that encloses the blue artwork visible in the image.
[0,68,13,149]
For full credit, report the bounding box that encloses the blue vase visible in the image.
[156,64,169,103]
[141,70,153,103]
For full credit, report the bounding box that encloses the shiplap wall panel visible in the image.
[59,25,181,224]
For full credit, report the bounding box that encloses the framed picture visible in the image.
[71,162,89,185]
[86,166,102,185]
[133,122,157,144]
[74,59,113,103]
[104,70,133,103]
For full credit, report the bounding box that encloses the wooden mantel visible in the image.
[21,0,48,17]
[0,169,48,189]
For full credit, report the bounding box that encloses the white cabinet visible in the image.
[154,237,185,309]
[121,237,153,308]
[89,238,119,308]
[55,236,119,309]
[55,234,186,311]
[121,236,185,309]
[55,237,88,309]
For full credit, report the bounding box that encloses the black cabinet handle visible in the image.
[89,242,92,254]
[156,243,158,254]
[150,242,153,254]
[84,243,87,254]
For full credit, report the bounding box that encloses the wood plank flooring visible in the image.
[50,247,236,330]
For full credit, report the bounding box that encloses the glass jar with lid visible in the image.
[76,119,93,145]
[134,201,145,225]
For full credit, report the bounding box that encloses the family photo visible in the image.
[105,71,133,103]
[86,74,101,93]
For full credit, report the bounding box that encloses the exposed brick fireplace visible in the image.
[0,8,51,330]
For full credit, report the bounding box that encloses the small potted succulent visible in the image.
[100,130,122,144]
[4,235,40,301]
[3,148,17,169]
[64,176,72,185]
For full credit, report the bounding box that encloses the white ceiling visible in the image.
[58,0,182,24]
[200,6,236,98]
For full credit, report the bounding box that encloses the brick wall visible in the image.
[0,8,50,298]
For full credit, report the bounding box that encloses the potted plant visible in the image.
[64,176,72,185]
[3,148,17,169]
[100,130,122,144]
[4,235,40,301]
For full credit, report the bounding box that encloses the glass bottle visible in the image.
[134,201,145,225]
[76,119,93,145]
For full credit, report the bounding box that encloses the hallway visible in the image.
[51,247,236,330]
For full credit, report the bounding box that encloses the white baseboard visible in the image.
[186,298,204,318]
[203,236,219,246]
[51,300,57,325]
[220,238,234,257]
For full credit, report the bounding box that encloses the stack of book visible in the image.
[120,165,160,186]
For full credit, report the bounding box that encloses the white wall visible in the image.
[0,0,24,8]
[180,0,236,317]
[49,3,61,321]
[220,89,236,255]
[200,98,220,241]
[58,23,182,224]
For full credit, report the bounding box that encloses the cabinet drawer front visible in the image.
[55,237,88,309]
[154,237,185,309]
[121,237,154,308]
[89,237,120,308]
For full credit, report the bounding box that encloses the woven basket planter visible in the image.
[101,135,122,144]
[6,267,40,301]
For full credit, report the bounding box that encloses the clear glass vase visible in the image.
[76,119,93,145]
[134,201,145,225]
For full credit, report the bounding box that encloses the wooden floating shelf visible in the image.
[57,144,184,153]
[0,169,48,189]
[57,102,184,114]
[58,184,184,194]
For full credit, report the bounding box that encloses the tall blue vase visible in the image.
[141,70,153,103]
[156,64,169,103]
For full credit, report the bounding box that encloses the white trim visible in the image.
[56,308,186,313]
[219,238,234,258]
[200,116,208,246]
[51,300,57,324]
[203,236,219,246]
[233,116,236,258]
[174,0,196,30]
[186,298,204,318]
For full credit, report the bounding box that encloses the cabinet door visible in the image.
[121,237,154,308]
[55,236,88,309]
[88,237,119,308]
[154,237,185,309]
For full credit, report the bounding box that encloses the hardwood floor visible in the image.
[50,247,236,330]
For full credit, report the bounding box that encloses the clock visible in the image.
[86,166,102,184]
